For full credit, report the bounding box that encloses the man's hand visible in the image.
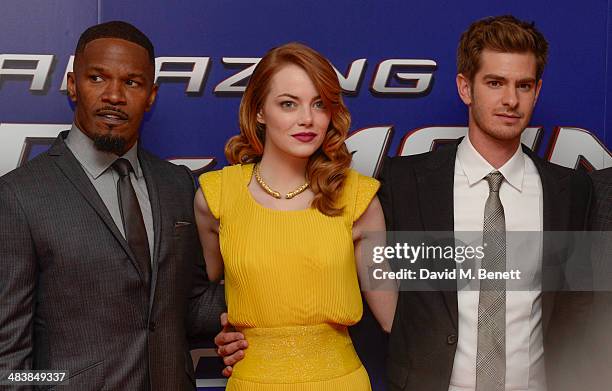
[214,312,247,377]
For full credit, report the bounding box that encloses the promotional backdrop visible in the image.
[2,1,612,389]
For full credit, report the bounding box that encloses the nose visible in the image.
[298,106,313,127]
[101,79,127,105]
[501,86,518,109]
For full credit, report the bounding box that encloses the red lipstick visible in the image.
[292,132,317,142]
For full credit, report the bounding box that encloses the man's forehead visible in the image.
[81,37,149,56]
[76,37,153,75]
[476,49,537,78]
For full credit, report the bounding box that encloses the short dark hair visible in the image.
[457,15,549,81]
[75,21,155,64]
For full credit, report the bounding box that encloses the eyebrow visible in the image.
[516,77,536,84]
[127,73,145,79]
[276,93,322,100]
[88,66,107,73]
[276,93,299,99]
[86,66,145,78]
[483,74,536,83]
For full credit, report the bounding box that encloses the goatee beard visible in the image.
[93,134,127,155]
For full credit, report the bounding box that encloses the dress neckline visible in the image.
[240,164,315,214]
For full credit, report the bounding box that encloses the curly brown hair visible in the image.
[457,15,549,82]
[225,42,352,216]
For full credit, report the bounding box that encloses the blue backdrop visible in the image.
[2,1,611,389]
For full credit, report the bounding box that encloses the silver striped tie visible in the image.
[476,171,506,391]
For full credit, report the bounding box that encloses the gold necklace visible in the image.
[253,163,309,199]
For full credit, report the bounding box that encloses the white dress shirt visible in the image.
[449,136,545,391]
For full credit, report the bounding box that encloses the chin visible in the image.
[281,147,319,160]
[483,126,524,142]
[92,134,129,155]
[291,152,317,160]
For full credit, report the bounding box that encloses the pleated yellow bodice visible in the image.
[199,164,379,390]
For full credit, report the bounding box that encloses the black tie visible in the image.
[113,158,151,289]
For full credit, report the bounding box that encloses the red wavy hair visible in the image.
[225,42,352,216]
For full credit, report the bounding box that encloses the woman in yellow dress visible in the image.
[195,42,396,390]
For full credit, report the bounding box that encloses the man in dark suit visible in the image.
[0,21,225,390]
[380,16,592,391]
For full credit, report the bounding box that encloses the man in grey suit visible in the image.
[0,21,225,390]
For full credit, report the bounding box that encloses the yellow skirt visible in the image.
[226,323,371,390]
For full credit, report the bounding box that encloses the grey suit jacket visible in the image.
[0,131,225,390]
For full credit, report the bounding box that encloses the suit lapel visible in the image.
[523,146,570,333]
[416,145,458,327]
[139,150,162,315]
[49,134,147,284]
[416,148,456,231]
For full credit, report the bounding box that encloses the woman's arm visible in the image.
[353,195,398,333]
[194,189,248,375]
[194,188,224,282]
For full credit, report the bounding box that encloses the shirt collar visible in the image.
[456,134,525,192]
[65,123,142,179]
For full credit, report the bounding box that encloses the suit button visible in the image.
[447,333,457,345]
[149,321,156,332]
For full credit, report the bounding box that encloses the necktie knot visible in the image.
[485,171,504,193]
[113,158,133,178]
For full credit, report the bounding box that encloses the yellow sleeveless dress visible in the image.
[199,164,379,391]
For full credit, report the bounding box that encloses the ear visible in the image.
[67,72,77,103]
[456,73,472,105]
[145,84,159,112]
[533,79,543,106]
[256,109,265,124]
